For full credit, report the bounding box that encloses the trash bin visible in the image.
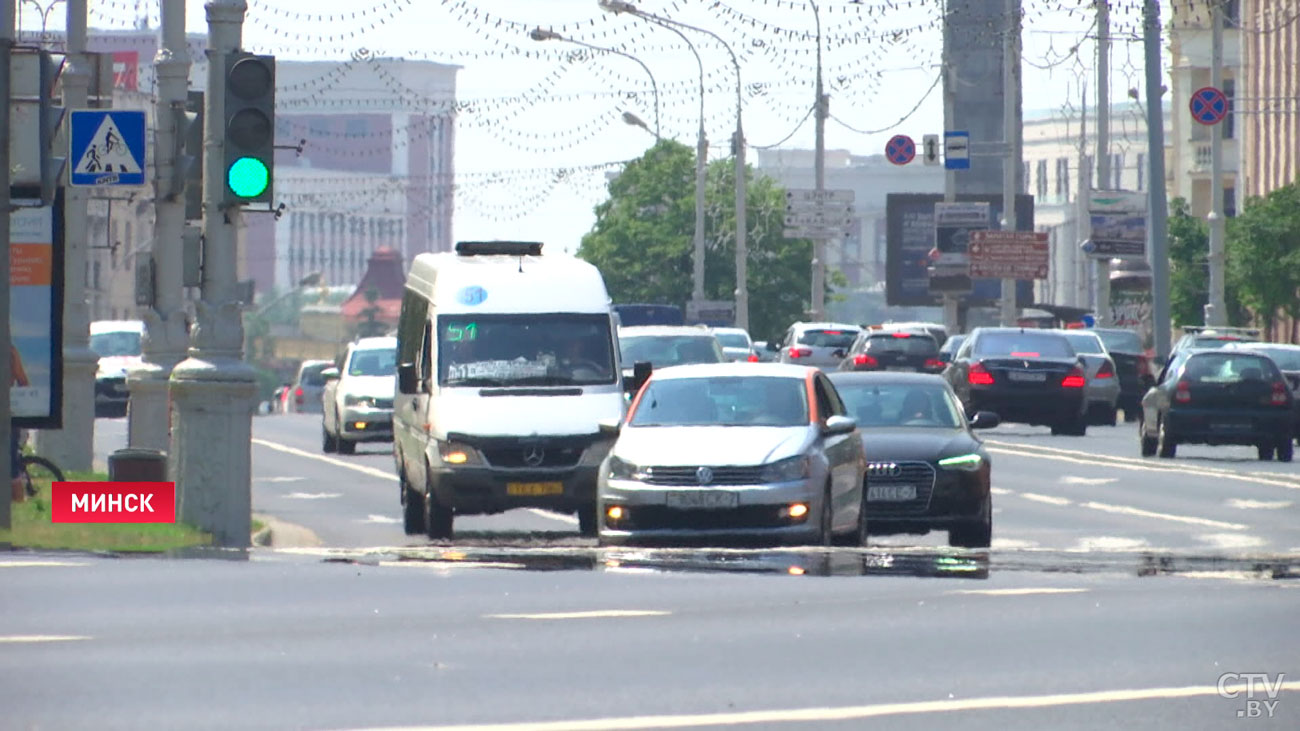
[108,448,169,482]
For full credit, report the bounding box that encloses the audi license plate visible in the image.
[665,491,739,510]
[506,481,564,496]
[1007,371,1047,383]
[868,485,917,502]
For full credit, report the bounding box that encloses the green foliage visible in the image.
[578,140,821,340]
[1226,182,1300,334]
[1166,198,1249,327]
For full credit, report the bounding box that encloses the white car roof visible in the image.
[351,336,397,351]
[648,362,814,381]
[619,326,715,338]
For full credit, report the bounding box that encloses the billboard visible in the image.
[1087,190,1146,259]
[886,193,1035,308]
[9,187,65,428]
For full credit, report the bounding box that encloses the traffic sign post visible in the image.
[944,131,970,170]
[885,135,916,166]
[922,134,940,165]
[68,110,147,187]
[968,230,1050,279]
[784,188,855,239]
[1189,86,1228,125]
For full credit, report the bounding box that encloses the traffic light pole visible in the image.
[127,0,191,453]
[2,0,14,531]
[171,0,257,548]
[33,0,96,472]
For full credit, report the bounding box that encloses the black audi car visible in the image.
[838,330,945,374]
[828,372,998,548]
[943,327,1090,436]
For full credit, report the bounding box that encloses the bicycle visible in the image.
[12,430,65,498]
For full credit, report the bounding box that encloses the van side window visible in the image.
[812,377,837,420]
[397,290,427,367]
[418,321,433,383]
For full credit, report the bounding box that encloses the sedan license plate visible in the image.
[1007,371,1047,383]
[1208,422,1250,433]
[665,491,739,510]
[867,485,917,502]
[506,481,564,496]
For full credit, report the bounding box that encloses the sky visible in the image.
[29,0,1173,255]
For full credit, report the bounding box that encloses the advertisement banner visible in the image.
[9,187,65,428]
[1087,190,1147,259]
[111,51,139,91]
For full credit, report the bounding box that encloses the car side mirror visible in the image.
[321,367,340,381]
[822,415,857,436]
[624,361,653,395]
[598,418,622,437]
[766,341,780,352]
[396,363,419,394]
[970,411,1000,429]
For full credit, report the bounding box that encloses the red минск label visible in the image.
[50,482,176,523]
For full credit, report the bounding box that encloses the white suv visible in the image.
[322,337,397,454]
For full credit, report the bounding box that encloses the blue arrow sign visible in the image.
[69,110,147,186]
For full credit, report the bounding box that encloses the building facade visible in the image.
[1239,0,1300,201]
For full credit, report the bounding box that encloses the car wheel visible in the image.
[401,470,425,536]
[1139,419,1158,457]
[1106,406,1118,427]
[815,485,834,547]
[577,504,598,538]
[1157,419,1177,459]
[337,438,356,455]
[853,488,869,547]
[948,494,992,549]
[423,476,453,540]
[1277,438,1294,463]
[1257,442,1275,462]
[322,426,337,453]
[1123,407,1139,423]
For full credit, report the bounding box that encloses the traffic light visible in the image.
[180,91,204,220]
[223,52,275,205]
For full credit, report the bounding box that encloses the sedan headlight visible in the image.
[606,455,641,481]
[938,453,984,472]
[344,394,374,407]
[761,455,810,483]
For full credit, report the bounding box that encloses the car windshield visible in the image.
[90,331,142,358]
[619,335,725,368]
[864,333,939,355]
[1181,353,1279,384]
[1062,333,1105,355]
[940,335,966,355]
[1190,335,1254,349]
[835,382,963,429]
[714,332,750,349]
[347,349,397,377]
[1247,347,1300,371]
[798,329,859,348]
[299,363,331,386]
[1097,330,1142,353]
[974,332,1075,358]
[630,376,809,427]
[440,314,616,386]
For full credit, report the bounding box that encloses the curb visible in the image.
[251,513,324,549]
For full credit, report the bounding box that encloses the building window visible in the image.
[1223,0,1240,27]
[1035,160,1048,200]
[1021,161,1030,194]
[1223,78,1235,140]
[1225,186,1236,218]
[1054,158,1070,200]
[1136,152,1146,191]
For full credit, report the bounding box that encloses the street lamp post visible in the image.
[599,0,749,330]
[529,28,660,139]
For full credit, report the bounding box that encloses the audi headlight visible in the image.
[344,394,374,407]
[938,453,984,472]
[761,455,810,483]
[606,456,640,481]
[437,441,481,466]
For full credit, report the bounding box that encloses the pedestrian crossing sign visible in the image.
[68,110,147,187]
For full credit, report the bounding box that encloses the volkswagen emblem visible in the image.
[522,447,546,467]
[867,462,902,478]
[695,466,714,485]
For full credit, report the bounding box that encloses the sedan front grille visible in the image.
[865,460,936,515]
[641,465,766,486]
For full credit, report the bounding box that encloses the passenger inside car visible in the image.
[898,390,935,425]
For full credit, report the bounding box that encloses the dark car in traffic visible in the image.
[937,334,966,366]
[829,372,997,548]
[1226,342,1300,444]
[838,330,945,374]
[1092,328,1154,421]
[1139,349,1294,462]
[943,328,1089,436]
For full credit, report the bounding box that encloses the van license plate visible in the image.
[666,491,739,510]
[506,481,564,496]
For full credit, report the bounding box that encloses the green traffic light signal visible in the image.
[227,156,269,198]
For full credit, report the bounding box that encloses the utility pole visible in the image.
[941,25,959,335]
[1094,0,1112,326]
[127,0,191,453]
[1144,0,1172,359]
[1077,80,1092,310]
[999,0,1020,327]
[734,115,748,332]
[33,0,94,472]
[170,0,258,548]
[2,0,14,531]
[1205,0,1227,326]
[810,1,827,322]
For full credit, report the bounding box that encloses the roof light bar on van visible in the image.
[454,241,544,256]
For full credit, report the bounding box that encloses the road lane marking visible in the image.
[1020,493,1072,506]
[1073,536,1149,552]
[1078,501,1247,530]
[0,635,90,643]
[256,476,305,483]
[1197,533,1266,550]
[363,514,402,524]
[990,538,1039,549]
[990,487,1014,496]
[948,588,1088,596]
[379,561,527,570]
[285,492,343,500]
[252,438,579,527]
[486,610,670,620]
[0,561,90,568]
[1226,498,1292,510]
[1060,476,1118,486]
[345,681,1300,730]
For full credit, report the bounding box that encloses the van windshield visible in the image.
[90,331,142,358]
[438,314,616,387]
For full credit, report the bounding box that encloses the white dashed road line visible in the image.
[1226,498,1292,510]
[487,610,671,620]
[948,588,1089,597]
[0,561,90,568]
[1077,501,1247,531]
[1020,492,1073,506]
[0,635,90,643]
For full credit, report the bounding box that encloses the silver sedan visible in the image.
[1059,330,1122,425]
[597,363,867,546]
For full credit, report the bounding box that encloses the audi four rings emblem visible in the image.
[867,462,902,477]
[522,447,546,467]
[695,466,714,485]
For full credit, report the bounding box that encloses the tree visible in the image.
[578,140,821,340]
[1167,197,1248,327]
[1226,182,1300,338]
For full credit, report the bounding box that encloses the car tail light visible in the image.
[890,332,912,338]
[1096,360,1115,379]
[1271,381,1288,406]
[968,361,994,385]
[923,358,945,370]
[789,347,812,359]
[1175,379,1191,403]
[852,354,878,368]
[747,353,760,362]
[295,387,304,404]
[1061,366,1086,388]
